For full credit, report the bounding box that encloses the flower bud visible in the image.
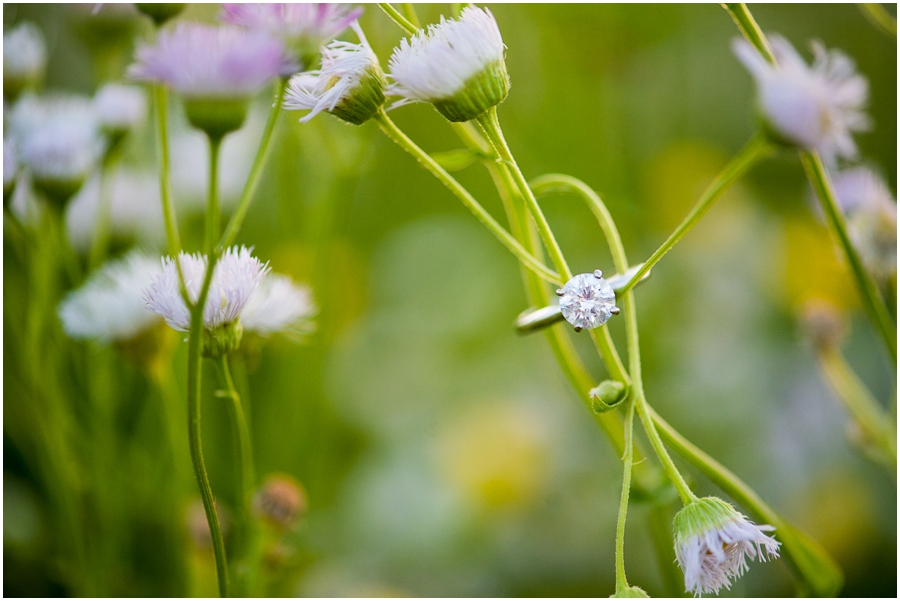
[202,320,244,359]
[183,98,250,141]
[589,380,629,413]
[801,299,846,350]
[610,585,649,598]
[253,474,308,529]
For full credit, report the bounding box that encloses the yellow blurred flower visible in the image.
[780,217,858,311]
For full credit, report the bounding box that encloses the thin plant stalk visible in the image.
[373,107,561,285]
[220,78,288,250]
[377,3,418,35]
[723,3,776,63]
[153,84,182,255]
[205,136,222,254]
[613,400,636,593]
[801,151,897,362]
[620,134,771,294]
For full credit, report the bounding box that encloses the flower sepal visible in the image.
[135,3,186,26]
[329,67,386,125]
[183,97,250,141]
[202,319,244,358]
[610,585,649,598]
[432,60,509,123]
[589,380,629,413]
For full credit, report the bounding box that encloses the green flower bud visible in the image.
[589,380,629,413]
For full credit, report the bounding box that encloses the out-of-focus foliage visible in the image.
[3,3,896,597]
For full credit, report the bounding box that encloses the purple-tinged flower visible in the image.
[673,497,780,596]
[283,23,385,125]
[733,35,870,166]
[128,23,285,100]
[830,167,897,281]
[220,3,361,72]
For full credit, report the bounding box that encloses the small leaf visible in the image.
[430,149,481,171]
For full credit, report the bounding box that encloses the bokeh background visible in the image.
[3,3,896,597]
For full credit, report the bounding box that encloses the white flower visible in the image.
[733,35,870,166]
[387,6,509,122]
[58,251,163,342]
[674,497,780,596]
[93,83,147,135]
[283,22,385,125]
[3,22,46,95]
[831,166,897,281]
[4,137,18,194]
[7,93,99,142]
[142,246,269,332]
[241,273,316,336]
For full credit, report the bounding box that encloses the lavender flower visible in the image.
[733,35,870,165]
[3,22,46,99]
[673,497,780,596]
[220,3,361,72]
[58,251,164,343]
[241,273,316,337]
[283,23,385,125]
[831,167,897,281]
[388,6,509,122]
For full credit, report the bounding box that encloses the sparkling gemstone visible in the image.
[559,272,617,330]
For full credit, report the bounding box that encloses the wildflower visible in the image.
[829,167,897,281]
[220,3,361,73]
[388,6,509,122]
[733,35,870,165]
[673,497,780,596]
[128,23,286,138]
[3,22,46,100]
[283,23,385,125]
[4,137,18,204]
[142,246,269,357]
[241,273,316,337]
[93,83,147,143]
[58,251,164,343]
[135,3,185,26]
[253,474,308,529]
[19,120,105,208]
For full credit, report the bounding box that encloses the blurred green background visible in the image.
[3,3,896,597]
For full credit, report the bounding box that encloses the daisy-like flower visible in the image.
[58,251,164,343]
[673,497,780,596]
[283,23,385,125]
[733,35,870,166]
[388,6,510,122]
[220,3,361,73]
[241,273,316,337]
[830,166,897,281]
[3,22,47,100]
[142,246,269,357]
[128,23,286,138]
[93,83,147,141]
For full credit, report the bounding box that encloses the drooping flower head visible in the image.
[830,167,897,281]
[128,23,286,138]
[283,22,385,125]
[733,35,870,166]
[59,251,164,343]
[241,273,316,337]
[93,83,147,142]
[3,22,47,99]
[673,497,780,596]
[142,246,269,356]
[220,3,361,73]
[388,6,509,122]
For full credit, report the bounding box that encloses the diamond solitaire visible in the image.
[556,270,619,332]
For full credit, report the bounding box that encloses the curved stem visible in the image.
[216,355,256,510]
[475,106,573,281]
[374,108,561,285]
[723,4,776,63]
[186,250,229,597]
[620,133,771,294]
[614,399,636,593]
[400,3,421,28]
[153,84,181,255]
[205,136,222,255]
[801,151,896,362]
[377,3,418,35]
[219,78,288,250]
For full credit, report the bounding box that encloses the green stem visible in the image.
[216,355,256,511]
[650,407,844,597]
[377,3,418,35]
[859,3,898,36]
[475,106,573,281]
[374,108,561,285]
[219,78,287,250]
[723,4,776,64]
[153,84,182,255]
[801,151,896,362]
[818,346,897,468]
[614,400,636,593]
[400,3,421,28]
[205,136,222,255]
[186,251,229,597]
[621,134,770,294]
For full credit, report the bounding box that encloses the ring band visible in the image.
[515,263,651,334]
